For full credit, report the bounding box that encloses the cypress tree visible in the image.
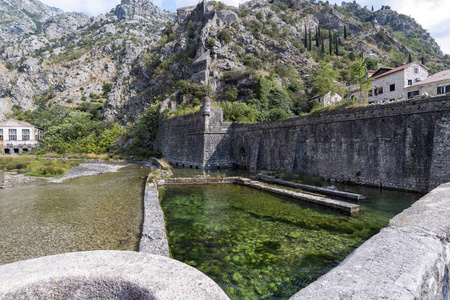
[408,53,412,63]
[321,36,325,52]
[421,56,425,65]
[344,26,347,39]
[335,37,339,56]
[329,29,332,55]
[308,28,312,51]
[371,5,374,11]
[316,27,320,47]
[304,25,308,48]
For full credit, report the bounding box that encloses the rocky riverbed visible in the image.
[49,163,126,183]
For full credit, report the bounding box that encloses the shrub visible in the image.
[218,30,232,44]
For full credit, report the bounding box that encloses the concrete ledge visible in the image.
[253,175,366,201]
[0,251,230,300]
[159,176,239,185]
[290,182,450,299]
[236,178,360,216]
[139,180,170,257]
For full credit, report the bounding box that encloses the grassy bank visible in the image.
[0,157,79,177]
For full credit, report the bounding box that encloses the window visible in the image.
[0,129,3,141]
[408,90,419,99]
[377,87,383,95]
[390,84,395,91]
[8,129,17,141]
[437,86,446,94]
[414,67,419,74]
[408,80,412,86]
[446,85,450,93]
[22,129,30,141]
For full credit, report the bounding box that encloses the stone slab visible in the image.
[0,251,230,300]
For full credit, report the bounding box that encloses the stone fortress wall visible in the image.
[156,95,450,192]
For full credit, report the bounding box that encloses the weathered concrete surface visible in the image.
[236,178,360,216]
[139,179,170,257]
[291,182,450,300]
[253,175,366,201]
[0,251,229,300]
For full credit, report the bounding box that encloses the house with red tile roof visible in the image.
[405,69,450,99]
[368,61,429,103]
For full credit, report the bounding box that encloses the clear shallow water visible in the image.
[160,179,421,299]
[0,163,150,265]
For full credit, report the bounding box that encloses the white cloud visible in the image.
[39,0,120,16]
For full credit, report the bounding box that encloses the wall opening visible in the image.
[14,148,19,154]
[4,149,10,154]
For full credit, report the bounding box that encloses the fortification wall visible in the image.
[157,96,450,191]
[155,111,205,169]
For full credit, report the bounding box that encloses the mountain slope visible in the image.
[0,0,449,123]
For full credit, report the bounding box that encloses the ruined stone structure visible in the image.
[155,95,450,192]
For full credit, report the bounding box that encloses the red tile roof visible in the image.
[409,69,450,87]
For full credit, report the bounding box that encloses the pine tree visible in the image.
[344,26,347,39]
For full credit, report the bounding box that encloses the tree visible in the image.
[311,61,342,96]
[304,25,308,48]
[329,29,332,55]
[371,5,374,11]
[408,53,412,63]
[335,36,339,56]
[351,58,372,104]
[308,28,312,51]
[321,37,325,53]
[344,26,347,39]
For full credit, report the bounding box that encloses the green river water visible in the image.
[160,170,421,299]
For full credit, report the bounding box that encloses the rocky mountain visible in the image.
[0,0,174,120]
[0,0,448,123]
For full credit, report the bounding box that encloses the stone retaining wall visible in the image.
[156,96,450,192]
[290,182,450,299]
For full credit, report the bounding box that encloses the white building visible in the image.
[0,119,43,154]
[368,61,429,103]
[311,92,343,106]
[405,69,450,99]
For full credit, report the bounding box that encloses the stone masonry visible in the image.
[155,95,450,192]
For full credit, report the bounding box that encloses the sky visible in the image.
[39,0,450,55]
